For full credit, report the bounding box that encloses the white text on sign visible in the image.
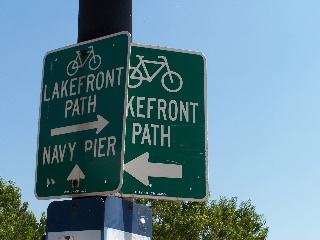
[128,96,199,148]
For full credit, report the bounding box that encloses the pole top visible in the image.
[78,0,132,43]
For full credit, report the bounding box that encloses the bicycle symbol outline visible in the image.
[129,55,183,92]
[67,46,102,76]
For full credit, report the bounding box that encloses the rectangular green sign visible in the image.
[118,44,208,201]
[35,32,131,199]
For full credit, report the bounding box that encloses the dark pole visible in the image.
[78,0,132,43]
[76,0,133,204]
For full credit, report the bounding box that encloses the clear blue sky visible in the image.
[1,1,320,239]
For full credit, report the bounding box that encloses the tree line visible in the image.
[0,176,268,239]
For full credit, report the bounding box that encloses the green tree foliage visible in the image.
[135,197,268,240]
[0,177,46,240]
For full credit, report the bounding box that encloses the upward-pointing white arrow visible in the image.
[67,164,85,187]
[51,114,109,136]
[124,152,183,186]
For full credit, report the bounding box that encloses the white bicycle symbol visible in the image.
[129,55,183,92]
[67,46,102,76]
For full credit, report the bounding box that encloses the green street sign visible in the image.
[118,44,208,201]
[35,32,131,199]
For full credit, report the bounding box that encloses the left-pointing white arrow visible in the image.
[124,152,183,186]
[51,114,109,136]
[67,164,85,188]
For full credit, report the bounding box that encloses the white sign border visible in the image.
[35,32,131,200]
[116,43,209,202]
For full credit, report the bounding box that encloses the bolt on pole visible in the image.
[78,0,132,43]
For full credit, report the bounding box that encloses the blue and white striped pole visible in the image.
[46,197,152,240]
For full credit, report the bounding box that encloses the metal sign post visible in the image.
[78,0,132,42]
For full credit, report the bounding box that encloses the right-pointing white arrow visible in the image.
[124,152,182,186]
[51,114,109,136]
